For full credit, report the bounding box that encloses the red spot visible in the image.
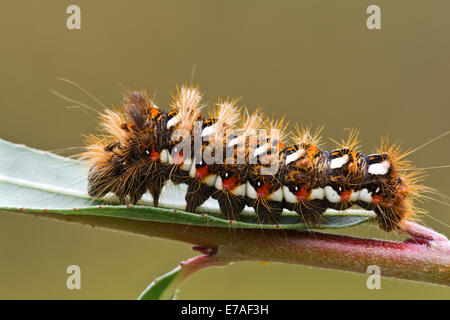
[99,205,103,209]
[173,150,184,165]
[20,208,24,211]
[196,165,209,179]
[73,208,77,211]
[372,195,383,205]
[43,209,48,212]
[201,213,207,217]
[296,187,309,201]
[299,158,309,167]
[126,204,132,208]
[229,220,234,225]
[173,209,178,213]
[257,184,271,198]
[340,190,351,202]
[276,224,280,229]
[151,150,160,162]
[223,176,237,190]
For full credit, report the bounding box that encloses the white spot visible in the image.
[254,145,267,157]
[368,160,390,175]
[325,186,341,203]
[215,176,223,190]
[227,137,239,147]
[246,181,257,199]
[267,188,283,202]
[203,174,217,186]
[358,188,373,203]
[285,149,305,165]
[350,190,360,202]
[231,184,246,197]
[167,115,180,129]
[201,125,216,137]
[189,159,197,177]
[309,188,325,200]
[282,186,297,203]
[180,157,192,171]
[330,154,349,169]
[160,149,169,163]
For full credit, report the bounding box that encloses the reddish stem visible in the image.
[14,211,450,286]
[400,220,448,242]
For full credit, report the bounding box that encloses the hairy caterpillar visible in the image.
[83,83,426,232]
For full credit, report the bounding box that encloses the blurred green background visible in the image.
[0,1,449,299]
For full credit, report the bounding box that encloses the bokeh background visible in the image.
[1,1,449,299]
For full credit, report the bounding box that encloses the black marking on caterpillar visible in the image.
[83,84,423,232]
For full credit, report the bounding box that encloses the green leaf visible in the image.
[137,265,182,300]
[0,138,375,230]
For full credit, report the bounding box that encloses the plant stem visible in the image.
[12,210,450,286]
[138,250,227,300]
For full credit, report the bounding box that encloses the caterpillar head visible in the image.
[365,142,423,231]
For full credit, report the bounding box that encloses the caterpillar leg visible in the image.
[286,200,327,226]
[147,183,162,207]
[358,201,401,232]
[212,191,246,220]
[371,204,405,232]
[246,198,284,223]
[87,168,112,200]
[169,170,191,185]
[129,185,147,205]
[115,191,127,205]
[185,181,214,213]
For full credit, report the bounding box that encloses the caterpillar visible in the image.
[83,83,424,232]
